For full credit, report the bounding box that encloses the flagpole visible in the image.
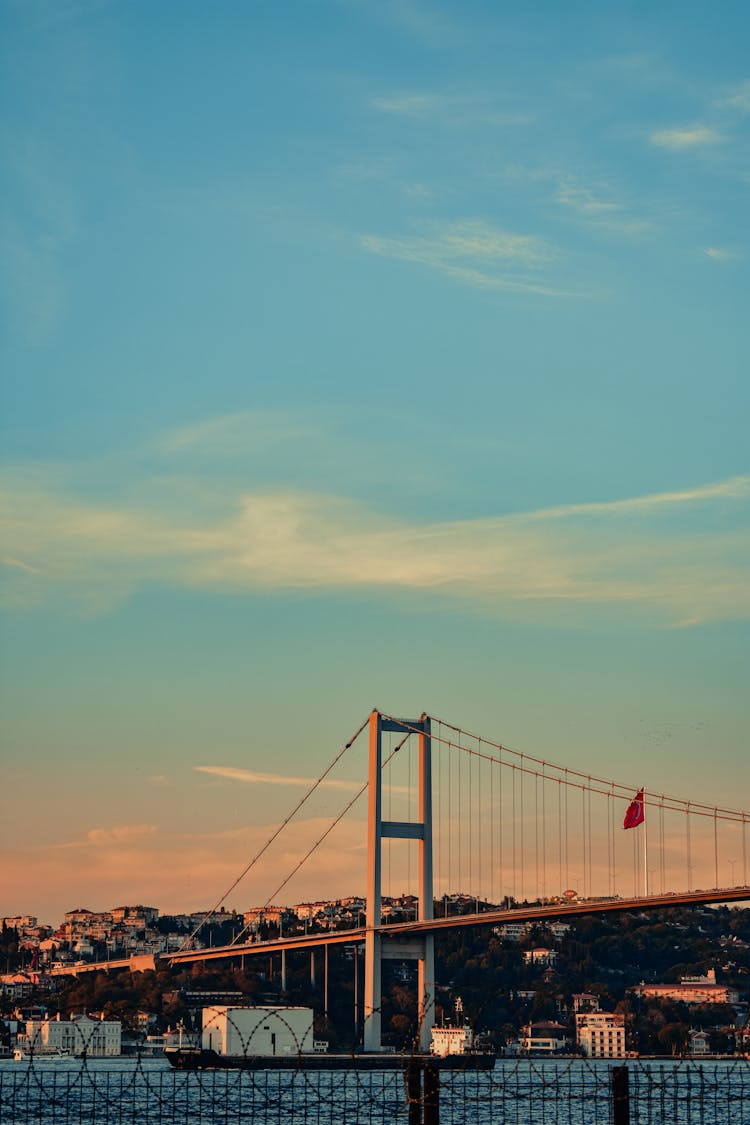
[643,786,648,898]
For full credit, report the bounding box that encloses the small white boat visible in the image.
[13,1046,72,1062]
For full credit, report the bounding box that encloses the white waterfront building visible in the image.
[24,1014,121,1057]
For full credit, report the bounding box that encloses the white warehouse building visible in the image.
[202,1006,314,1058]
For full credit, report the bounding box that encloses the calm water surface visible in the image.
[1,1056,748,1124]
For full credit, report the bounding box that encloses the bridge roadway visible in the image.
[48,886,750,976]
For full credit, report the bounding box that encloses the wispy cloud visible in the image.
[194,766,364,793]
[716,79,750,114]
[160,410,318,456]
[2,555,43,574]
[556,180,652,235]
[557,182,621,218]
[371,93,446,117]
[650,124,724,150]
[369,89,529,129]
[2,461,748,626]
[55,824,159,849]
[360,220,578,297]
[519,475,750,520]
[703,246,737,262]
[195,765,410,797]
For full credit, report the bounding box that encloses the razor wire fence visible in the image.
[1,1056,749,1124]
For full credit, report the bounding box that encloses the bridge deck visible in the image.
[47,886,750,975]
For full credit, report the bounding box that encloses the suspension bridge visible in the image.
[50,709,750,1053]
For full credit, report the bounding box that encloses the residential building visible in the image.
[62,909,113,943]
[494,922,527,942]
[523,947,558,966]
[520,1021,570,1055]
[243,906,293,930]
[494,921,570,943]
[575,1012,626,1058]
[632,969,739,1006]
[111,906,159,927]
[0,973,35,1002]
[689,1029,711,1056]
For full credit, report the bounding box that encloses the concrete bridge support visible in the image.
[363,710,435,1052]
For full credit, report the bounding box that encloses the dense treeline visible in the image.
[1,923,21,974]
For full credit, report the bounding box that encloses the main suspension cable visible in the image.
[177,712,371,952]
[380,711,748,822]
[253,736,410,932]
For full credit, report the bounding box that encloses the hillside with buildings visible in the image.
[2,901,749,1058]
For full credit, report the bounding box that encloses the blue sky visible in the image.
[1,0,748,922]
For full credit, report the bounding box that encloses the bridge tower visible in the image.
[363,710,434,1052]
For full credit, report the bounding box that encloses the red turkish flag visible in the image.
[623,789,645,829]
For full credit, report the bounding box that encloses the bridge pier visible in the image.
[364,710,434,1053]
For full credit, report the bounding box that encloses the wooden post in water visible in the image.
[423,1060,440,1125]
[405,1059,421,1125]
[611,1065,630,1125]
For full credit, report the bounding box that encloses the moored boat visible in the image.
[13,1046,72,1062]
[165,1045,494,1071]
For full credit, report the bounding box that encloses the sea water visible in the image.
[1,1056,748,1124]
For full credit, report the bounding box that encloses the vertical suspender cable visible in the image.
[558,779,563,897]
[498,745,504,903]
[387,732,392,901]
[490,752,495,904]
[541,764,547,901]
[447,741,452,897]
[519,758,525,902]
[587,779,593,899]
[470,738,474,895]
[606,791,612,897]
[564,771,569,893]
[511,766,517,902]
[436,723,442,897]
[458,735,463,893]
[612,785,618,898]
[478,738,483,905]
[581,786,587,899]
[407,736,412,897]
[612,788,617,897]
[611,786,617,898]
[534,774,539,905]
